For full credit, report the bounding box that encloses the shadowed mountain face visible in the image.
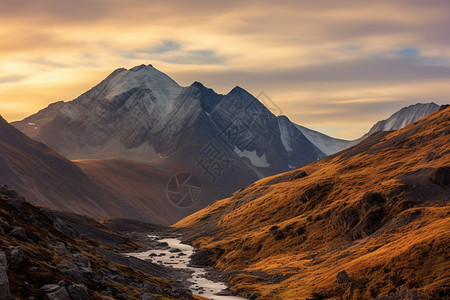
[174,106,450,299]
[0,114,255,224]
[0,115,109,218]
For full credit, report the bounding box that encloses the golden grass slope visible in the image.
[175,106,450,299]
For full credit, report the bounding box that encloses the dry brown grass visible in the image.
[175,107,450,299]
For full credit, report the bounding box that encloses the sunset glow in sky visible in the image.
[1,0,450,139]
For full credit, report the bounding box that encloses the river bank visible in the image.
[124,232,245,300]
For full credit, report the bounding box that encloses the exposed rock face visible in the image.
[8,227,27,241]
[0,265,10,299]
[336,270,350,284]
[67,284,90,300]
[0,252,7,269]
[11,247,23,263]
[46,287,71,300]
[430,166,450,186]
[0,186,193,299]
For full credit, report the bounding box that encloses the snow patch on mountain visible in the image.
[234,147,270,168]
[294,125,360,156]
[278,120,293,152]
[103,64,182,103]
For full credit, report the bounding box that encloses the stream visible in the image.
[126,235,245,300]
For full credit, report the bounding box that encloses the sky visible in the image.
[1,0,450,139]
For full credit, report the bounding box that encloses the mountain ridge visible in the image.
[295,102,440,155]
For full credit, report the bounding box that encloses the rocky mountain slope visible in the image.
[174,105,450,299]
[0,185,194,299]
[295,102,440,155]
[0,115,111,218]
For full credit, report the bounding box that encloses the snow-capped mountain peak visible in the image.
[366,102,439,135]
[99,64,182,102]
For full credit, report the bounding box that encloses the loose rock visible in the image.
[0,266,11,299]
[47,287,71,300]
[0,252,7,268]
[336,270,350,284]
[8,227,27,240]
[67,284,90,300]
[11,246,23,263]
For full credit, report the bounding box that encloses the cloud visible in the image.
[0,0,449,138]
[0,75,28,84]
[396,48,420,59]
[144,41,181,54]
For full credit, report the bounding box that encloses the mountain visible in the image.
[0,115,110,218]
[366,102,440,136]
[13,64,324,171]
[0,114,240,225]
[174,106,450,299]
[0,185,193,299]
[11,64,325,223]
[294,124,362,156]
[295,102,440,155]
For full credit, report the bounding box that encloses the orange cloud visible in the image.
[0,0,449,139]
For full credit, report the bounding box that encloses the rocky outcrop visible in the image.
[0,186,193,299]
[336,270,350,284]
[430,166,450,187]
[67,284,89,300]
[0,265,10,299]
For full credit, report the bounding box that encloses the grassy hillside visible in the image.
[175,106,450,299]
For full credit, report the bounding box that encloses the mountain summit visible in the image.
[14,65,324,170]
[366,102,439,136]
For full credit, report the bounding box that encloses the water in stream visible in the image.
[126,235,245,300]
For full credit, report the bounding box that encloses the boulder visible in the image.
[106,264,117,272]
[11,247,23,263]
[40,284,60,293]
[336,270,350,284]
[0,266,10,299]
[376,284,420,300]
[143,282,163,294]
[0,219,8,227]
[430,166,450,187]
[140,294,156,300]
[56,264,85,283]
[67,284,90,300]
[8,227,27,240]
[0,252,7,269]
[72,254,90,268]
[47,287,71,300]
